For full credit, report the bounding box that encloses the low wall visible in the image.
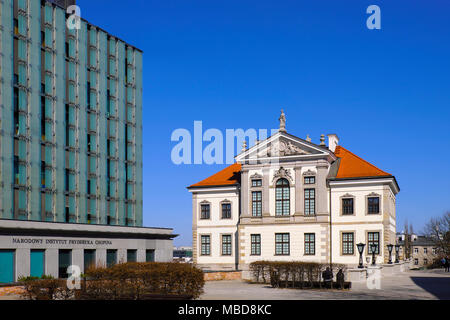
[204,271,242,281]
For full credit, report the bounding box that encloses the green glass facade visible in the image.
[0,0,143,226]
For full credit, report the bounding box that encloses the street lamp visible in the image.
[387,244,393,264]
[370,243,378,266]
[356,243,365,268]
[394,244,400,263]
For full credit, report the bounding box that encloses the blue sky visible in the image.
[78,0,450,245]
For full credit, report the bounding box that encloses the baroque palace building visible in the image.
[188,111,399,274]
[0,0,174,283]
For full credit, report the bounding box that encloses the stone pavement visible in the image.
[200,269,450,300]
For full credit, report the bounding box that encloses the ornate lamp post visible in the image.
[356,243,365,268]
[387,244,393,264]
[370,243,378,266]
[394,244,400,263]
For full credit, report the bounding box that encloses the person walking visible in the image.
[445,257,450,272]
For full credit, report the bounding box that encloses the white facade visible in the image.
[188,128,399,273]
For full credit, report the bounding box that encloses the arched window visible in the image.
[275,178,290,216]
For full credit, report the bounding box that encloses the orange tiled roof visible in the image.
[189,163,241,187]
[334,146,391,179]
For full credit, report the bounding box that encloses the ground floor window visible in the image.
[221,235,232,255]
[0,250,15,283]
[127,249,137,262]
[201,235,211,256]
[146,249,155,262]
[106,249,117,267]
[342,232,354,255]
[58,249,72,279]
[83,249,96,272]
[30,249,45,278]
[275,233,290,255]
[367,232,380,254]
[251,234,261,256]
[304,233,315,255]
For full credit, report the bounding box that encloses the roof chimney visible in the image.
[327,134,339,152]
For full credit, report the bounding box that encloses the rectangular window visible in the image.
[424,248,427,254]
[221,235,232,256]
[414,248,418,254]
[275,233,290,255]
[221,203,231,219]
[127,250,137,262]
[251,179,262,187]
[106,249,117,267]
[304,176,315,184]
[368,197,380,214]
[146,249,155,262]
[424,258,428,265]
[30,250,45,278]
[414,258,418,265]
[368,232,380,254]
[304,188,315,216]
[84,249,95,272]
[304,233,315,255]
[200,235,210,256]
[58,249,72,279]
[342,198,354,215]
[252,191,262,216]
[251,234,261,256]
[200,204,210,219]
[342,232,354,255]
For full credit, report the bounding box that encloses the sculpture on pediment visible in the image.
[272,167,293,183]
[279,109,286,132]
[265,140,308,157]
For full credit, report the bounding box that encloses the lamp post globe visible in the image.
[356,243,365,268]
[370,243,377,266]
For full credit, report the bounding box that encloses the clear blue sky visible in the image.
[78,0,450,245]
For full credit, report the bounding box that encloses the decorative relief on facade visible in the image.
[302,169,316,176]
[272,167,293,183]
[250,173,263,180]
[263,139,309,157]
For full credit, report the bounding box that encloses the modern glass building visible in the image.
[0,0,175,283]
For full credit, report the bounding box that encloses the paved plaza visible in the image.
[200,269,450,300]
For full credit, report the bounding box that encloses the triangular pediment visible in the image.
[235,131,335,163]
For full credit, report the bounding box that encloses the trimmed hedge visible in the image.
[249,261,347,289]
[20,262,204,300]
[82,262,205,300]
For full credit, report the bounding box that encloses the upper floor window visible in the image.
[221,203,231,219]
[424,258,428,265]
[304,176,315,184]
[423,248,428,254]
[304,188,315,216]
[275,233,290,255]
[275,178,290,216]
[252,179,262,187]
[414,248,419,254]
[200,203,210,219]
[368,197,380,214]
[252,191,262,217]
[342,198,354,215]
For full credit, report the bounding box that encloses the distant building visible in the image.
[397,233,438,268]
[173,247,193,263]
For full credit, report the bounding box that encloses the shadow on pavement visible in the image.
[410,277,450,300]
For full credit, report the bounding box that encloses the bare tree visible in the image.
[423,211,450,257]
[403,220,412,259]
